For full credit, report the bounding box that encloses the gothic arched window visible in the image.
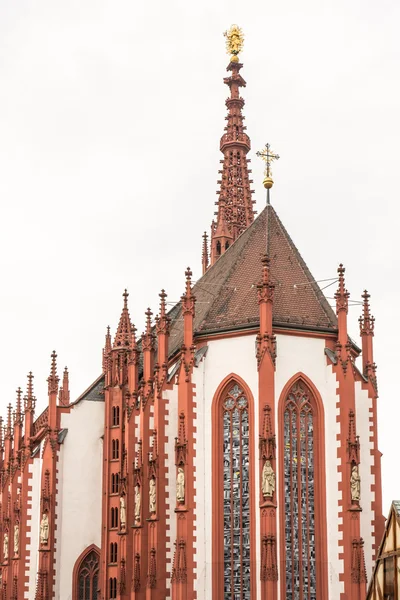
[280,377,328,600]
[109,577,117,598]
[112,406,120,426]
[73,547,100,600]
[112,439,119,460]
[212,377,255,600]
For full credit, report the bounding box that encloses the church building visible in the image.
[0,25,385,600]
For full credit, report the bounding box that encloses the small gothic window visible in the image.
[77,549,99,600]
[109,577,117,599]
[110,543,117,564]
[110,507,118,529]
[111,473,119,494]
[112,440,119,460]
[225,241,230,250]
[216,241,221,256]
[112,406,120,427]
[222,383,251,599]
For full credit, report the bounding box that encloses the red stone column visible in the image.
[144,290,170,600]
[257,255,278,599]
[359,291,384,553]
[131,309,154,600]
[100,292,141,600]
[18,373,35,599]
[333,266,366,600]
[171,269,196,600]
[34,351,60,600]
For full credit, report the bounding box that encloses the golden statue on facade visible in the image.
[224,25,244,62]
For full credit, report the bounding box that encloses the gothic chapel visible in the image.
[0,26,384,600]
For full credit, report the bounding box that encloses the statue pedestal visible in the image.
[349,503,362,512]
[260,498,277,509]
[174,505,188,513]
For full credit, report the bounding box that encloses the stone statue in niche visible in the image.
[134,485,141,522]
[176,467,185,503]
[261,460,275,498]
[149,477,156,513]
[3,533,8,560]
[120,496,126,528]
[40,513,49,545]
[350,465,361,502]
[13,524,19,555]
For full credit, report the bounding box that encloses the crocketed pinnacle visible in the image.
[47,351,59,395]
[113,290,135,349]
[202,232,209,275]
[59,367,70,406]
[25,371,35,413]
[210,53,255,266]
[15,388,23,423]
[335,264,349,314]
[359,290,375,336]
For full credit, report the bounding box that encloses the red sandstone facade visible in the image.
[0,33,384,600]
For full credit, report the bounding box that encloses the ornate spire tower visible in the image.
[210,25,255,266]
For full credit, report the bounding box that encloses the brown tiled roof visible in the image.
[168,205,337,357]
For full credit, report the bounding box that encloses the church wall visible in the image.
[55,399,104,599]
[164,384,178,591]
[274,333,343,600]
[194,334,260,599]
[355,380,375,581]
[192,358,206,597]
[26,450,42,599]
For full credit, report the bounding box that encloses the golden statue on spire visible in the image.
[256,143,280,190]
[224,25,244,63]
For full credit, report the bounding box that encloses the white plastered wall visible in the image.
[355,380,374,581]
[55,399,104,600]
[274,333,343,599]
[26,447,43,599]
[192,334,260,600]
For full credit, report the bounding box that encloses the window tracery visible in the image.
[222,382,251,599]
[77,549,99,600]
[283,380,317,600]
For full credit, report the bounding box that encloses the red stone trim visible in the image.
[211,373,256,600]
[277,372,328,599]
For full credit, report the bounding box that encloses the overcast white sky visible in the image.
[0,1,399,511]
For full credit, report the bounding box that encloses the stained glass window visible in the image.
[77,550,99,600]
[223,383,251,600]
[284,380,316,600]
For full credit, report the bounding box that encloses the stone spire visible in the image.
[113,290,134,349]
[58,367,70,407]
[210,25,255,266]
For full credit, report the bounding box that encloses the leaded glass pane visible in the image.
[284,382,317,600]
[222,384,251,599]
[78,550,100,600]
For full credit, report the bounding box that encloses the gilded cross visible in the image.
[256,143,280,179]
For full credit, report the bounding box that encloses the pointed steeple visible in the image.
[15,387,23,424]
[114,290,134,349]
[335,264,350,348]
[59,367,70,407]
[210,26,255,266]
[24,372,35,446]
[359,290,375,376]
[25,372,35,413]
[6,403,12,439]
[47,351,59,396]
[202,232,209,275]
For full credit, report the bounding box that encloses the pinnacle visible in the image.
[47,351,59,395]
[113,290,134,349]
